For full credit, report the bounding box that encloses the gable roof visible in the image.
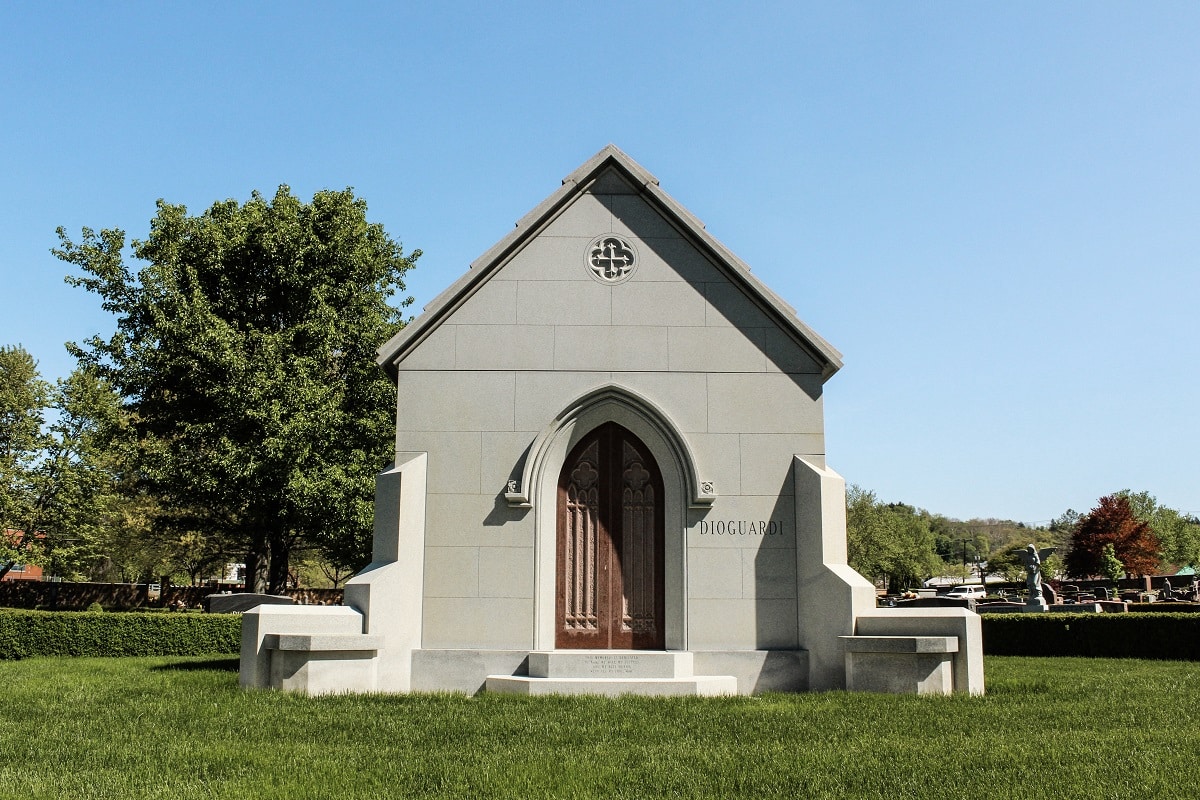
[377,144,843,380]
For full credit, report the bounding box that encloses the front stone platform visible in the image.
[485,651,738,697]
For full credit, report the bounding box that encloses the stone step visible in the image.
[485,674,738,697]
[527,650,694,679]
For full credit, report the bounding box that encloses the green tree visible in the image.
[87,489,171,583]
[29,367,128,578]
[1116,490,1200,571]
[56,187,418,593]
[0,354,129,580]
[0,346,51,575]
[1099,543,1124,585]
[847,485,891,587]
[846,487,943,592]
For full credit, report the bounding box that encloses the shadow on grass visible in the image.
[986,679,1052,695]
[151,657,240,673]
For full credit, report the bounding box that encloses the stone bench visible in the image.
[263,633,384,696]
[840,635,959,695]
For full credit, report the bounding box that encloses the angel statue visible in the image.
[1017,544,1056,608]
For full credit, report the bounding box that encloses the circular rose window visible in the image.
[585,235,638,284]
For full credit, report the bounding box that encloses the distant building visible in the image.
[1,529,44,581]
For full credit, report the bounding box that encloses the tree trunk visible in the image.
[246,539,269,594]
[267,530,290,595]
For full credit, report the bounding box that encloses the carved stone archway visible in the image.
[520,383,704,651]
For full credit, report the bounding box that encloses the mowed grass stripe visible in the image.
[0,656,1194,799]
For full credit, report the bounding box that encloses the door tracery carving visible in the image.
[556,423,664,649]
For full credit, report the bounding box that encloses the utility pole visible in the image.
[977,530,989,596]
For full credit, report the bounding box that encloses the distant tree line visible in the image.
[846,485,1199,592]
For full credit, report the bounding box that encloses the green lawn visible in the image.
[0,655,1195,799]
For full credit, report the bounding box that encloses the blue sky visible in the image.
[2,3,1196,524]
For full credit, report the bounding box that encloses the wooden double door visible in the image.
[555,423,665,649]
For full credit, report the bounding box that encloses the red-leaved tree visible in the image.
[1066,494,1161,578]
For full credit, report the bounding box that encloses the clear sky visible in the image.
[2,3,1196,525]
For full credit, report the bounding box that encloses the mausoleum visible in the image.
[240,145,984,697]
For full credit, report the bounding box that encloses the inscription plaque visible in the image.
[697,520,785,536]
[581,654,638,676]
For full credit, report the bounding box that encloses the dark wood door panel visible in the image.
[555,423,664,650]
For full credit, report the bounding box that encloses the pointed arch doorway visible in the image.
[555,422,665,649]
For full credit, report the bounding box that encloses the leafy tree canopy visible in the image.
[1114,489,1200,571]
[1099,543,1124,584]
[0,347,129,579]
[56,186,419,593]
[0,345,49,540]
[846,486,943,592]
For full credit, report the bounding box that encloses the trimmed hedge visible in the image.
[0,581,344,611]
[5,608,1197,662]
[982,613,1200,660]
[0,609,241,659]
[1127,602,1200,613]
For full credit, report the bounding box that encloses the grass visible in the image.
[0,656,1196,799]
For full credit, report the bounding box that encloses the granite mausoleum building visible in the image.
[240,146,984,697]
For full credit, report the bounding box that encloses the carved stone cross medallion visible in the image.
[586,235,638,283]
